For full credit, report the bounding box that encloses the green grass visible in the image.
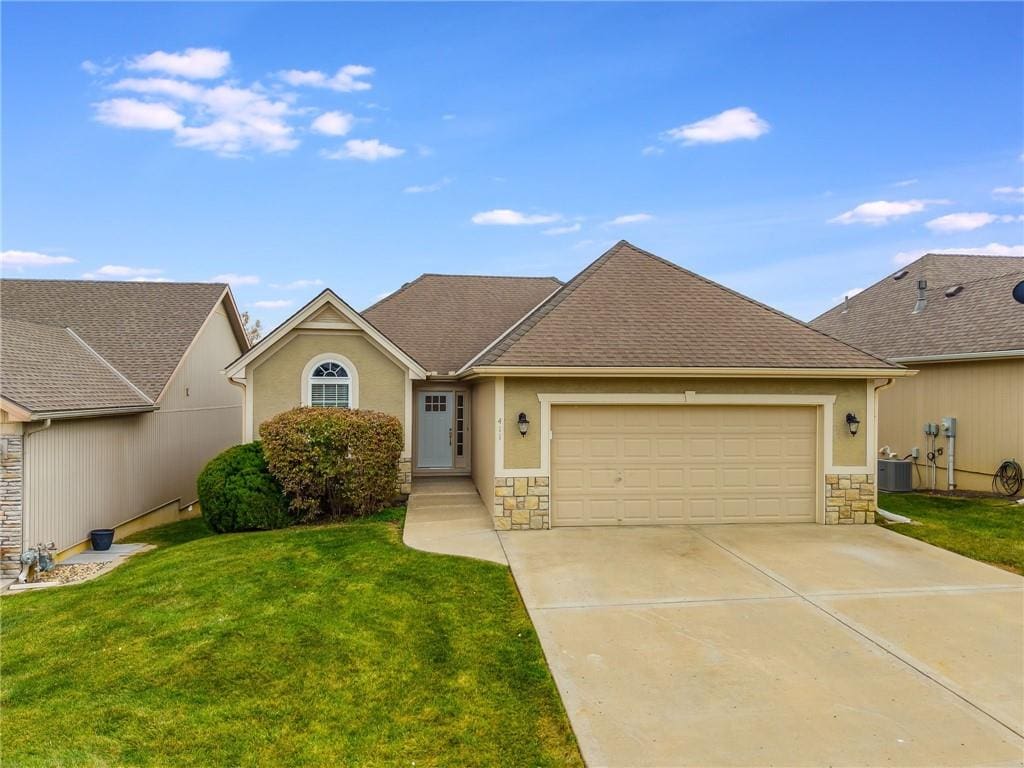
[879,492,1024,574]
[1,512,582,768]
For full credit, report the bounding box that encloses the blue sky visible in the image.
[3,2,1022,326]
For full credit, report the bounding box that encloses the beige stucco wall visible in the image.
[22,301,244,553]
[879,358,1024,492]
[471,378,495,502]
[502,376,869,469]
[251,331,407,437]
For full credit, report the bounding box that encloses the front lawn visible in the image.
[1,511,582,767]
[878,492,1024,574]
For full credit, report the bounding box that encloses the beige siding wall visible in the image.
[879,358,1024,492]
[23,302,243,551]
[251,331,407,437]
[502,377,869,469]
[470,378,495,502]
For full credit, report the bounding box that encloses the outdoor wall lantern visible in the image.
[517,412,530,437]
[846,412,861,437]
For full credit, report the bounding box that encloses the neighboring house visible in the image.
[226,241,908,530]
[0,280,248,577]
[811,253,1024,493]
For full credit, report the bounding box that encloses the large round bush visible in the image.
[260,407,403,520]
[197,442,292,533]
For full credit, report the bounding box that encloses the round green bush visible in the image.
[197,442,292,533]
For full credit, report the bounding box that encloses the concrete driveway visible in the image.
[500,524,1024,767]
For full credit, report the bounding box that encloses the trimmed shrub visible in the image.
[197,442,292,533]
[260,407,403,520]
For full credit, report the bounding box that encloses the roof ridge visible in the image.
[361,273,562,316]
[922,252,1024,259]
[64,327,154,404]
[0,278,228,287]
[360,274,431,315]
[811,253,1024,323]
[417,273,562,280]
[472,240,631,366]
[610,242,901,370]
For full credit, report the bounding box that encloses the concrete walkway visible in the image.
[501,523,1024,767]
[403,477,507,565]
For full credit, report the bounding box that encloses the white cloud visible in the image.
[101,78,298,155]
[403,177,452,194]
[112,77,203,101]
[829,199,948,226]
[641,145,664,156]
[894,243,1024,266]
[129,48,230,80]
[310,111,355,136]
[251,299,293,309]
[277,65,373,92]
[94,98,184,130]
[442,113,456,121]
[891,178,919,187]
[471,209,561,226]
[210,273,260,286]
[269,278,324,290]
[992,185,1024,200]
[323,138,405,161]
[831,287,864,304]
[82,264,165,280]
[607,213,654,226]
[1,250,76,269]
[663,107,770,145]
[81,59,117,76]
[925,212,999,232]
[544,223,582,235]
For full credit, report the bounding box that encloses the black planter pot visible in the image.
[90,529,115,551]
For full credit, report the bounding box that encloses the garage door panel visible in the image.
[621,499,652,523]
[689,467,718,489]
[623,438,652,458]
[551,404,817,526]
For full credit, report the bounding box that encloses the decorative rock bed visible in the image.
[36,562,112,584]
[4,543,152,593]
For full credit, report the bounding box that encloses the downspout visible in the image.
[21,418,52,562]
[946,425,956,492]
[872,378,896,515]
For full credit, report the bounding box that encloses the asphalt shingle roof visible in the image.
[1,279,234,413]
[810,254,1024,359]
[472,241,899,370]
[363,274,562,373]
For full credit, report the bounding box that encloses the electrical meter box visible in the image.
[940,417,957,437]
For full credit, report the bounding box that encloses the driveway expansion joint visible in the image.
[690,525,1024,741]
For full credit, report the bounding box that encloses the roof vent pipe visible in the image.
[842,295,850,314]
[912,279,927,314]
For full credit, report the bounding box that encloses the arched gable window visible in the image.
[309,360,352,408]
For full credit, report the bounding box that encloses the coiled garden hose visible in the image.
[992,459,1023,497]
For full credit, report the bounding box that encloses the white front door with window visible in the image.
[417,391,454,468]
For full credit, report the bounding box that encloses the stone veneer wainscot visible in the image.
[825,473,876,524]
[1,435,23,578]
[493,476,550,530]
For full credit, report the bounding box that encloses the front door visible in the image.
[417,391,454,468]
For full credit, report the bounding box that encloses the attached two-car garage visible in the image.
[550,404,818,526]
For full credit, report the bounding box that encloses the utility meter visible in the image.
[940,417,957,437]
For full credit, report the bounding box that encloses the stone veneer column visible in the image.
[1,435,24,578]
[493,476,550,530]
[825,473,876,524]
[396,458,412,498]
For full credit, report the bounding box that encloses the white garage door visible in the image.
[551,404,818,526]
